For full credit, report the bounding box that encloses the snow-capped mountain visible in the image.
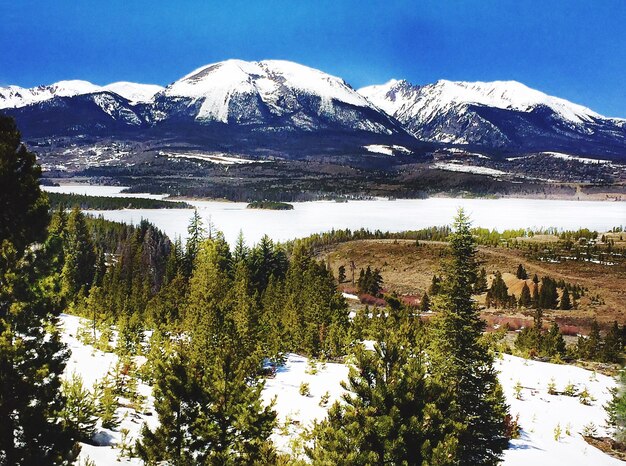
[359,79,626,157]
[150,59,403,134]
[2,60,625,161]
[0,80,163,109]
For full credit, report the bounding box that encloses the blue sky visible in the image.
[1,0,625,116]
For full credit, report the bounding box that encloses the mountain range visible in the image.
[2,59,625,161]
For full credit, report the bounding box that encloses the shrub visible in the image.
[299,382,311,397]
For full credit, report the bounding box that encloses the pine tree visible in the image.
[184,209,206,277]
[420,292,431,313]
[559,288,572,310]
[337,265,346,283]
[519,282,532,307]
[516,264,528,280]
[96,375,119,430]
[0,116,75,465]
[602,321,623,363]
[60,373,98,443]
[607,370,626,443]
[474,267,488,293]
[429,210,509,465]
[309,312,459,465]
[136,353,196,465]
[61,207,97,299]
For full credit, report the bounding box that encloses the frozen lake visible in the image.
[43,185,626,245]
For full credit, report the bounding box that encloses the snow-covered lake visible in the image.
[43,185,626,245]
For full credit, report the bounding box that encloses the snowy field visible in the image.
[43,185,626,246]
[59,314,621,465]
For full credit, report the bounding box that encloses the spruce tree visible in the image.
[60,374,98,443]
[61,207,96,299]
[607,370,626,443]
[519,282,532,307]
[429,210,509,465]
[309,311,459,465]
[559,288,572,310]
[0,116,75,465]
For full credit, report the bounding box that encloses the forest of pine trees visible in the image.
[1,115,624,464]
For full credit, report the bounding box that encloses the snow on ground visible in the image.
[506,152,614,165]
[262,354,350,453]
[341,292,359,301]
[60,314,157,465]
[433,161,508,176]
[497,353,622,465]
[60,314,620,465]
[160,151,265,165]
[363,144,412,155]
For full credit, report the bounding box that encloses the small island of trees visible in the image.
[246,200,294,210]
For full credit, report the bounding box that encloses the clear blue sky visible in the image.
[1,0,625,117]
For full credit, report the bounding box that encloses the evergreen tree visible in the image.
[184,209,206,277]
[420,292,431,313]
[337,265,346,283]
[309,312,459,465]
[474,267,488,293]
[486,271,509,308]
[516,264,528,280]
[538,277,558,309]
[519,282,532,307]
[60,374,98,443]
[559,288,572,310]
[61,207,97,298]
[542,322,566,358]
[607,370,626,443]
[602,321,623,363]
[429,210,509,465]
[0,116,75,465]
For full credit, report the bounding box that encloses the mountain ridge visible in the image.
[1,59,625,160]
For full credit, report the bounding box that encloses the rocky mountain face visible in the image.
[1,60,625,161]
[359,79,626,159]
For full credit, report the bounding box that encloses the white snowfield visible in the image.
[359,78,603,126]
[363,144,412,155]
[0,80,163,108]
[58,314,620,465]
[161,59,376,123]
[432,161,508,176]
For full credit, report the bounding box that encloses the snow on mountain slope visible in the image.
[0,80,101,109]
[102,82,164,104]
[163,59,374,122]
[360,79,602,126]
[0,80,162,109]
[153,59,398,134]
[359,78,626,156]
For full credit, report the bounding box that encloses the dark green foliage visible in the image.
[420,292,431,313]
[474,267,488,293]
[429,210,509,466]
[607,371,626,443]
[46,192,191,210]
[337,265,346,283]
[538,276,558,309]
[0,116,75,465]
[559,288,572,310]
[357,265,383,296]
[603,322,623,363]
[577,320,602,360]
[429,274,442,296]
[62,207,97,298]
[0,115,49,252]
[519,282,532,307]
[486,271,510,308]
[516,264,528,280]
[246,200,294,210]
[309,310,459,465]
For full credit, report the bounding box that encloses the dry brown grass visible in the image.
[320,238,626,328]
